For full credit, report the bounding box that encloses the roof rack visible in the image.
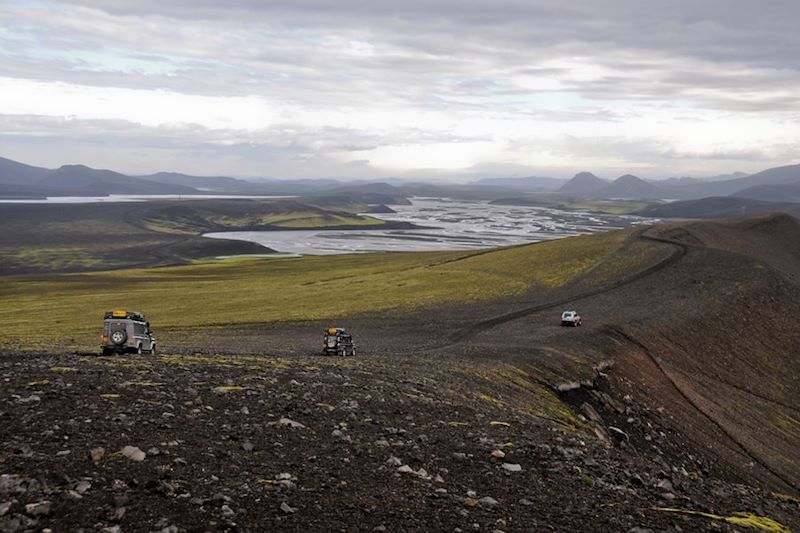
[104,309,146,321]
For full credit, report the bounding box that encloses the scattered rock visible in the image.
[24,500,51,516]
[490,449,506,459]
[0,500,14,516]
[332,429,351,442]
[479,496,499,507]
[556,382,580,392]
[121,445,146,462]
[17,394,41,404]
[278,418,306,429]
[89,447,105,462]
[280,502,297,514]
[608,426,630,441]
[110,507,126,522]
[501,463,522,472]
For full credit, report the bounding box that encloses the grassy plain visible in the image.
[0,228,664,350]
[0,199,394,275]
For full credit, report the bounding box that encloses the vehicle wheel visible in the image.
[136,344,143,355]
[150,344,156,355]
[110,330,127,345]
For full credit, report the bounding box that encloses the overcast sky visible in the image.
[1,1,799,180]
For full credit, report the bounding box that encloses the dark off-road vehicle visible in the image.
[322,327,356,356]
[101,310,156,355]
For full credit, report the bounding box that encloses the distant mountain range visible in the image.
[2,155,799,204]
[552,164,800,201]
[731,182,800,203]
[0,157,197,197]
[639,196,800,219]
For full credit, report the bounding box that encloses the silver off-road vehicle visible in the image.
[322,327,356,356]
[561,310,582,327]
[101,310,156,355]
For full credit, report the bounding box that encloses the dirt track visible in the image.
[3,214,800,531]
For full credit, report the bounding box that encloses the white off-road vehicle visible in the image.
[561,310,582,327]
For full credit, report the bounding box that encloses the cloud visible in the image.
[0,0,799,178]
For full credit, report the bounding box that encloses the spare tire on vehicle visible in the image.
[110,330,127,345]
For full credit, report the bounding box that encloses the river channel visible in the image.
[204,197,651,255]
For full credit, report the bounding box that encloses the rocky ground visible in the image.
[1,350,797,532]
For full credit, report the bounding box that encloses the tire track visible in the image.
[439,229,687,346]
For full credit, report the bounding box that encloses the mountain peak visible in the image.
[573,171,601,180]
[615,174,644,183]
[559,172,607,195]
[601,174,662,199]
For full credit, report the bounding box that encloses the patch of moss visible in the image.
[651,507,790,532]
[772,492,800,504]
[478,393,508,408]
[213,385,246,393]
